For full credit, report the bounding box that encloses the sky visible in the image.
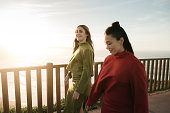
[0,0,170,68]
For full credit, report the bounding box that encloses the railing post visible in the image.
[142,59,146,67]
[94,63,98,82]
[14,71,22,113]
[64,66,68,101]
[1,72,9,113]
[149,60,154,93]
[166,59,170,89]
[153,60,158,91]
[161,59,166,90]
[37,69,43,113]
[158,60,162,90]
[146,60,150,89]
[165,59,169,89]
[26,69,32,113]
[169,59,170,89]
[56,66,61,113]
[47,63,53,113]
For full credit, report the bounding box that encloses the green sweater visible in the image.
[67,42,94,95]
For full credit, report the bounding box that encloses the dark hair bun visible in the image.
[111,21,120,28]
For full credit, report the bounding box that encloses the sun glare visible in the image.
[0,8,56,66]
[0,4,75,67]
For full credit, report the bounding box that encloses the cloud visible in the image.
[136,15,152,21]
[152,0,170,7]
[0,0,142,18]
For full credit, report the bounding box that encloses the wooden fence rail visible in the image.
[0,58,169,113]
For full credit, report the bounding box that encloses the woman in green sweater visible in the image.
[63,25,94,113]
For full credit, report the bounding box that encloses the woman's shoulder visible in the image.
[102,55,114,65]
[78,45,93,58]
[105,55,113,60]
[80,43,93,52]
[127,52,144,68]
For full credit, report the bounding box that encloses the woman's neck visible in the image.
[79,40,86,43]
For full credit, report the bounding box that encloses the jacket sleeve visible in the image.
[130,63,149,113]
[75,49,94,94]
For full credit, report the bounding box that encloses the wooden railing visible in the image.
[0,58,169,113]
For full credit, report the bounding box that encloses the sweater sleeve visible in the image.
[85,73,104,106]
[130,62,149,113]
[85,58,108,106]
[75,49,94,94]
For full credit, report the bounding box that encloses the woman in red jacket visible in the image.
[86,21,149,113]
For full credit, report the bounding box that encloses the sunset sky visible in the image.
[0,0,170,68]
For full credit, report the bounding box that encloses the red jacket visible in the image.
[86,51,149,113]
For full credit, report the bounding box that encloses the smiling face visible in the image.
[104,34,125,55]
[75,26,87,43]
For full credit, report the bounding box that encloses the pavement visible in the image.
[148,90,170,113]
[88,90,170,113]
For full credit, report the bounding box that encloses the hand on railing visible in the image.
[65,75,69,86]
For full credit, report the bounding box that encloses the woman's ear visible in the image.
[120,37,124,45]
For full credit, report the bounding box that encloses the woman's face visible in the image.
[104,34,124,55]
[75,27,87,43]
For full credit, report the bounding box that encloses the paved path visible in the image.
[88,90,170,113]
[149,90,170,113]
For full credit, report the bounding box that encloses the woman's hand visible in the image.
[72,91,80,100]
[85,105,91,112]
[64,75,69,86]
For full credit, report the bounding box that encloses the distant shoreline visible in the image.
[0,50,169,69]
